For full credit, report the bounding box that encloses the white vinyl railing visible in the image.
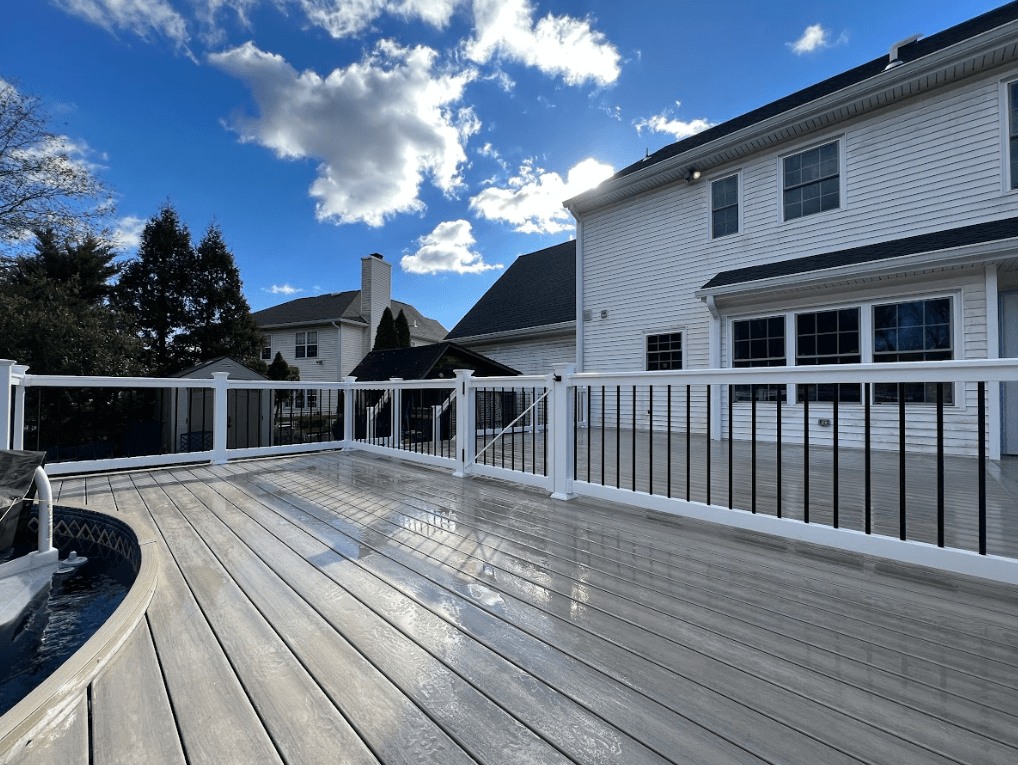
[4,358,1018,583]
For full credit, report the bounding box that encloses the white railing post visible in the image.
[453,369,474,477]
[212,372,229,464]
[550,363,576,500]
[12,364,28,450]
[390,379,402,449]
[0,359,15,450]
[342,377,356,448]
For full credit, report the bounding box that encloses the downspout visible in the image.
[985,264,1001,460]
[705,295,722,440]
[572,213,584,372]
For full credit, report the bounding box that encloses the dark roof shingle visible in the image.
[446,241,575,339]
[701,216,1018,291]
[349,342,520,381]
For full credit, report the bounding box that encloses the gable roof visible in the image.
[251,291,447,342]
[446,240,576,340]
[349,342,520,381]
[699,215,1018,293]
[566,3,1018,212]
[170,356,268,380]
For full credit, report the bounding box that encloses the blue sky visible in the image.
[0,0,1005,331]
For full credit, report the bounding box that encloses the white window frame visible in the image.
[295,330,318,359]
[708,170,743,241]
[777,134,845,224]
[724,287,963,408]
[998,75,1018,195]
[644,328,686,371]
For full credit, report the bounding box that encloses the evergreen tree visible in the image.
[372,306,399,351]
[395,308,411,349]
[114,203,194,374]
[177,222,263,369]
[11,227,120,304]
[266,351,300,417]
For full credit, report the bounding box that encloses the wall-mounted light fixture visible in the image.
[684,167,701,183]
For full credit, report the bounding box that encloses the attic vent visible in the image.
[583,308,593,322]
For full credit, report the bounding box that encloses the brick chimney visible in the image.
[361,253,392,353]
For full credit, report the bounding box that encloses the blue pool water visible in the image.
[0,541,134,717]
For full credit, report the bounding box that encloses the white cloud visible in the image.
[294,0,461,39]
[267,283,302,294]
[788,23,836,54]
[633,101,713,140]
[465,0,621,86]
[401,219,500,274]
[469,157,613,234]
[53,0,191,51]
[210,40,479,227]
[112,215,146,250]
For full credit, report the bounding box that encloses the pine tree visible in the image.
[372,306,399,351]
[12,227,120,304]
[267,351,300,417]
[178,222,263,368]
[395,308,411,349]
[114,203,194,374]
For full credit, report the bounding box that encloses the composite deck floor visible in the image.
[6,450,1018,764]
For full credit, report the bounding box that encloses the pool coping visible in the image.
[0,503,157,761]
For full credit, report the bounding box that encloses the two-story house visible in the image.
[252,253,447,383]
[565,3,1018,459]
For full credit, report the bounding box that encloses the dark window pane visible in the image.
[768,317,784,336]
[750,318,767,337]
[898,325,923,351]
[840,333,859,354]
[874,305,896,329]
[817,333,837,355]
[734,322,749,341]
[839,308,858,331]
[925,298,950,324]
[797,313,815,334]
[802,194,821,217]
[799,335,816,355]
[769,338,784,358]
[816,311,837,333]
[751,339,767,358]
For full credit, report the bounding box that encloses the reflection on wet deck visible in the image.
[10,451,1018,765]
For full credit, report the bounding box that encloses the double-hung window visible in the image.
[732,316,786,401]
[646,332,683,371]
[261,338,272,360]
[795,308,861,403]
[711,175,739,238]
[295,330,318,359]
[873,298,953,403]
[783,141,839,221]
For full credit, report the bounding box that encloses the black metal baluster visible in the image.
[776,395,782,519]
[803,395,810,523]
[686,385,691,501]
[587,387,592,483]
[832,396,839,529]
[978,380,986,555]
[648,385,654,495]
[937,382,944,548]
[899,382,906,541]
[865,383,871,535]
[706,385,712,506]
[667,385,672,498]
[501,387,506,469]
[728,385,733,510]
[573,388,578,480]
[751,387,757,514]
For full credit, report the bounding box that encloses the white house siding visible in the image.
[341,325,368,378]
[580,70,1018,455]
[465,334,576,376]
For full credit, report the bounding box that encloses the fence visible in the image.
[4,358,1018,583]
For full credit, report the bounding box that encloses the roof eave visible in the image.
[256,317,367,329]
[694,237,1018,301]
[448,321,576,345]
[566,19,1018,215]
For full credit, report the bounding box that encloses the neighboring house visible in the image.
[349,342,520,440]
[251,253,447,383]
[564,4,1018,457]
[168,356,271,451]
[445,240,576,375]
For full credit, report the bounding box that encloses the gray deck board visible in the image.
[6,695,87,765]
[90,621,185,765]
[18,450,1016,765]
[226,458,999,765]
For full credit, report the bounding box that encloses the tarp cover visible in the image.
[0,451,46,506]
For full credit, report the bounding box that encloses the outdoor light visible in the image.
[684,167,701,182]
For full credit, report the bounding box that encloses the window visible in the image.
[261,339,271,360]
[783,141,839,221]
[795,308,861,403]
[647,332,683,371]
[295,331,318,359]
[873,298,953,404]
[294,389,318,409]
[711,175,739,238]
[1009,82,1018,189]
[732,316,786,401]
